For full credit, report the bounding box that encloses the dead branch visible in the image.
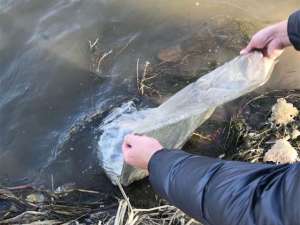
[89,38,99,50]
[96,50,113,73]
[136,60,159,97]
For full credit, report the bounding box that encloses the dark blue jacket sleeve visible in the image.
[148,149,300,225]
[288,10,300,50]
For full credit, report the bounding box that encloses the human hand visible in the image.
[240,21,291,59]
[122,134,163,170]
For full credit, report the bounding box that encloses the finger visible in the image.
[123,134,134,149]
[270,49,284,59]
[124,133,141,150]
[125,133,142,144]
[240,32,266,55]
[122,142,131,163]
[240,48,247,55]
[240,42,254,55]
[266,40,284,59]
[122,140,130,153]
[124,134,134,144]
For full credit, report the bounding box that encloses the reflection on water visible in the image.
[0,0,299,189]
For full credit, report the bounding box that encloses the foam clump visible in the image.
[292,129,300,140]
[263,139,298,164]
[270,98,298,125]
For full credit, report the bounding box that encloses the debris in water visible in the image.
[136,59,159,97]
[263,139,298,164]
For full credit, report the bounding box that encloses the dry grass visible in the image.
[0,185,115,224]
[0,180,201,225]
[109,179,200,225]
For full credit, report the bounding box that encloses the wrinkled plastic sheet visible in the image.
[98,52,275,186]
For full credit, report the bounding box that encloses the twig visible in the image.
[137,60,159,96]
[0,211,47,224]
[139,61,151,95]
[114,200,128,225]
[136,58,140,92]
[89,38,99,50]
[51,174,54,192]
[192,132,212,142]
[97,50,113,73]
[133,205,174,213]
[115,178,133,212]
[114,178,195,225]
[6,184,33,190]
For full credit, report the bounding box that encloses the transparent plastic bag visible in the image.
[98,52,275,186]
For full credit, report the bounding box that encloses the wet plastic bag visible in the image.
[98,52,275,186]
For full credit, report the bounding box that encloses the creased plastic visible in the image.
[97,52,275,186]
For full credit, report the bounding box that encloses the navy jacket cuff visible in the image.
[288,10,300,51]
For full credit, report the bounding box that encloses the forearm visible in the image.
[149,149,300,225]
[288,10,300,50]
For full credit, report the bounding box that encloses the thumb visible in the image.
[266,40,284,59]
[123,134,134,151]
[123,133,141,149]
[122,139,131,153]
[240,41,254,55]
[240,47,248,55]
[124,134,135,145]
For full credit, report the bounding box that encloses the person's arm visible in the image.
[241,10,300,58]
[123,134,300,225]
[288,10,300,50]
[149,149,300,225]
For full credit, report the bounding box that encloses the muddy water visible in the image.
[0,0,299,192]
